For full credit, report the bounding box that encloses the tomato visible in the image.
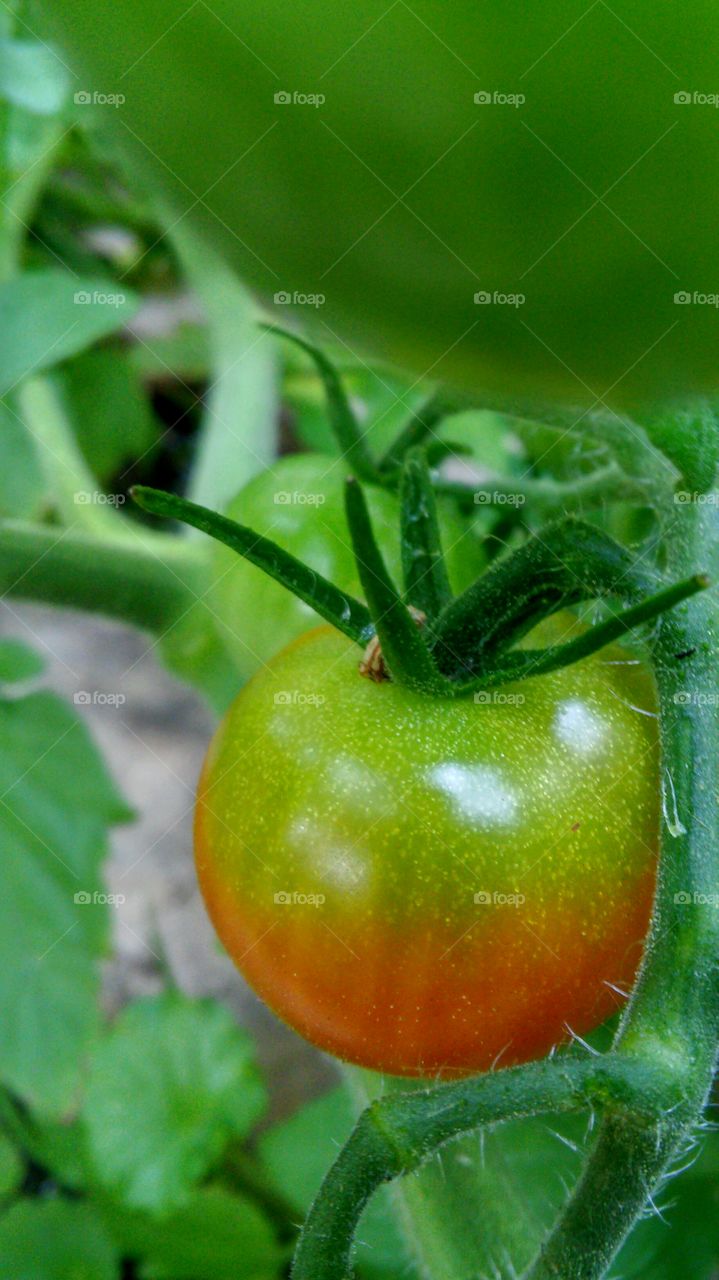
[195,622,658,1077]
[43,2,719,405]
[206,453,485,681]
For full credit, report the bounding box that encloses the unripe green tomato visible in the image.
[195,623,659,1077]
[43,2,719,406]
[207,453,485,681]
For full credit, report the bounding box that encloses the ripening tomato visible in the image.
[195,623,658,1077]
[41,1,719,405]
[206,454,485,682]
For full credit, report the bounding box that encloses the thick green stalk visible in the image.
[0,519,206,633]
[16,377,126,536]
[524,498,719,1279]
[291,1056,679,1280]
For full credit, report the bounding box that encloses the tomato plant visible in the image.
[195,622,658,1077]
[209,453,485,680]
[4,4,719,1270]
[41,0,719,403]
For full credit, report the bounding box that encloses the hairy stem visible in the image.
[292,1056,679,1280]
[523,498,719,1279]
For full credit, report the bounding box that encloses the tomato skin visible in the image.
[195,624,659,1078]
[207,454,485,681]
[41,2,719,404]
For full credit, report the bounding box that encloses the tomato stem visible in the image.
[399,447,452,620]
[261,323,379,483]
[523,496,719,1280]
[343,477,444,694]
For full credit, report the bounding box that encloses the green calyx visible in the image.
[132,327,709,697]
[131,446,706,699]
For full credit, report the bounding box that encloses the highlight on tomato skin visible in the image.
[194,624,659,1079]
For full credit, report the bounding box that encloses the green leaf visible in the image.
[57,348,159,483]
[0,1199,119,1280]
[169,224,278,514]
[131,484,373,646]
[0,271,139,397]
[0,39,70,116]
[259,1087,413,1279]
[643,398,719,494]
[0,637,44,683]
[0,683,130,1114]
[82,992,267,1214]
[0,1130,23,1195]
[102,1186,282,1280]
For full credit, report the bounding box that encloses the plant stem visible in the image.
[0,519,206,634]
[434,463,645,513]
[16,377,125,535]
[291,1056,678,1280]
[523,498,719,1280]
